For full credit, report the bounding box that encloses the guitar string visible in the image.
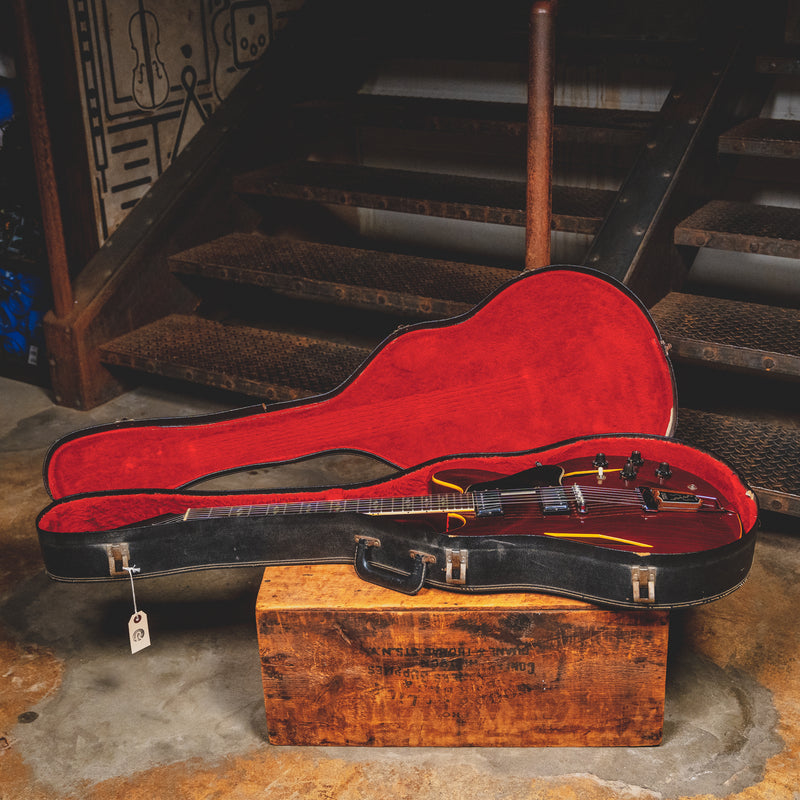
[181,486,704,521]
[182,490,642,518]
[182,488,673,514]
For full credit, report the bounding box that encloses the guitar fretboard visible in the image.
[183,492,482,521]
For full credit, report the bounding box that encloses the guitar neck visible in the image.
[182,492,481,522]
[180,484,603,523]
[167,478,718,529]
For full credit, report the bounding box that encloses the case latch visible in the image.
[445,548,468,585]
[106,543,131,576]
[632,566,656,604]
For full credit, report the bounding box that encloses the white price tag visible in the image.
[128,611,151,654]
[123,565,151,654]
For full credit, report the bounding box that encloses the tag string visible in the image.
[123,566,141,614]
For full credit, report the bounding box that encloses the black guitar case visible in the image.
[37,267,759,609]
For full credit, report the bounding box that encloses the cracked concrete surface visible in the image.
[1,376,798,799]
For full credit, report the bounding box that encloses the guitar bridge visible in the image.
[639,488,704,512]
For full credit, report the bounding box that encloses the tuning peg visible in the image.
[655,462,672,479]
[629,450,644,466]
[593,452,608,468]
[621,459,639,480]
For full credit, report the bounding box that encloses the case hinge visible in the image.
[445,548,468,585]
[631,565,656,604]
[106,543,131,576]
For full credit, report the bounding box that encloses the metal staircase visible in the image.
[49,1,800,515]
[649,38,800,515]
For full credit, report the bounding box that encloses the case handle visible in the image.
[353,536,435,595]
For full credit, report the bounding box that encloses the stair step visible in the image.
[170,234,516,318]
[99,315,371,402]
[298,96,657,146]
[755,53,800,75]
[675,408,800,516]
[674,199,800,258]
[651,292,800,378]
[553,105,658,145]
[359,15,688,67]
[719,117,800,159]
[232,162,615,236]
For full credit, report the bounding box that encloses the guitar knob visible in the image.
[629,450,644,466]
[621,459,639,480]
[593,452,608,468]
[656,462,672,479]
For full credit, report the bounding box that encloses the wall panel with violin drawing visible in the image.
[67,0,305,243]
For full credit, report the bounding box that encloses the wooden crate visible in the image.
[256,565,669,747]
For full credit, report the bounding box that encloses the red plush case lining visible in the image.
[39,436,758,536]
[45,268,676,500]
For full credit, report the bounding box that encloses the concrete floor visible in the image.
[1,375,798,799]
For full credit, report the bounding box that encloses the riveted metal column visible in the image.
[526,0,557,270]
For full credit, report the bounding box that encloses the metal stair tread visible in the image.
[353,18,691,67]
[675,408,800,516]
[169,234,517,318]
[719,117,800,158]
[99,314,372,402]
[674,199,800,258]
[651,292,800,377]
[297,95,657,145]
[756,51,800,75]
[232,161,615,235]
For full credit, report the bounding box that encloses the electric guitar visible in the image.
[162,452,742,556]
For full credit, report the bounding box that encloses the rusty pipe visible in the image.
[525,0,557,270]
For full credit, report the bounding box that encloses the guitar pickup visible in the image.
[541,487,571,515]
[475,490,504,517]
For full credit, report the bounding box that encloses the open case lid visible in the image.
[44,266,677,499]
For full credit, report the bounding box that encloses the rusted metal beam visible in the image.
[12,0,73,318]
[526,0,557,270]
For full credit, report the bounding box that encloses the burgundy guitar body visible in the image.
[37,267,758,608]
[431,457,744,554]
